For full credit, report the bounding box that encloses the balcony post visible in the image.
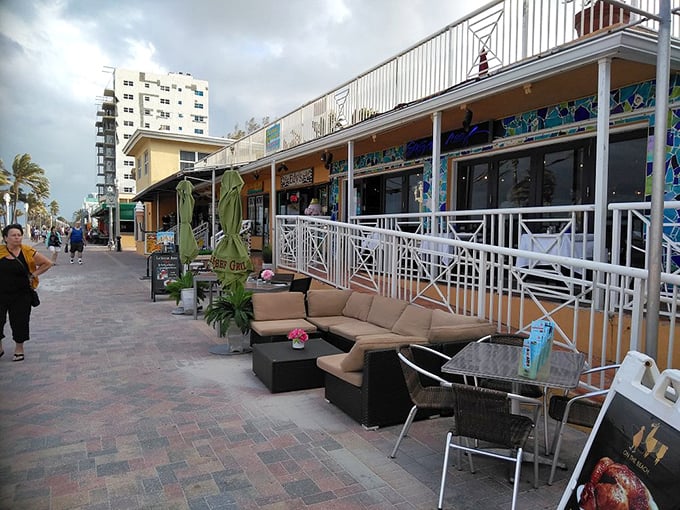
[347,140,355,221]
[593,57,611,308]
[431,111,442,236]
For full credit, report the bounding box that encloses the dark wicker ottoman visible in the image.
[252,339,343,393]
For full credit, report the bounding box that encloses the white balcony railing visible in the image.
[202,0,678,169]
[275,201,680,380]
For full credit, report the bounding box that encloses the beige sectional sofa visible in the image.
[306,289,496,428]
[249,288,497,428]
[249,292,318,344]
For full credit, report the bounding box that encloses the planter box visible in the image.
[574,1,631,37]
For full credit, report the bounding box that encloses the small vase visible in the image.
[292,339,305,350]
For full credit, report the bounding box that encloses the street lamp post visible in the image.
[3,192,9,226]
[24,203,29,239]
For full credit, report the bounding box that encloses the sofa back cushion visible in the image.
[339,335,429,372]
[366,296,408,329]
[307,289,352,317]
[252,292,306,321]
[392,304,432,337]
[342,292,374,321]
[427,309,496,343]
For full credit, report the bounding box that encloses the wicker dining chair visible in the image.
[476,333,549,452]
[390,344,455,458]
[289,277,312,295]
[547,364,620,485]
[437,382,540,510]
[270,273,294,285]
[394,345,540,510]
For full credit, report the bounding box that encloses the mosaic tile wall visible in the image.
[328,76,680,233]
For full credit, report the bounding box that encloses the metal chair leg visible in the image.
[389,404,418,458]
[438,431,453,510]
[548,419,567,485]
[511,448,523,510]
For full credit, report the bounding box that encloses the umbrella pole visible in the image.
[211,167,216,250]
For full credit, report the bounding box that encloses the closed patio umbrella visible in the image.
[176,179,199,265]
[211,170,253,290]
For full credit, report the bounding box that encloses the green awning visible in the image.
[119,203,136,221]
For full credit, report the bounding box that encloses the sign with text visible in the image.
[150,252,181,302]
[280,168,313,189]
[558,352,680,510]
[404,121,495,160]
[265,123,281,153]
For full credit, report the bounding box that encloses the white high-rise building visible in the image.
[95,69,210,202]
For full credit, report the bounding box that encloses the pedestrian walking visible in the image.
[0,223,53,362]
[45,226,62,264]
[67,221,86,264]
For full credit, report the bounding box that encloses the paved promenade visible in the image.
[0,244,586,509]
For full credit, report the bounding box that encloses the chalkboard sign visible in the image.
[150,252,181,301]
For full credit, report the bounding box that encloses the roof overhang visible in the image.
[131,167,223,202]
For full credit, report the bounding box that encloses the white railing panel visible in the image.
[275,211,679,383]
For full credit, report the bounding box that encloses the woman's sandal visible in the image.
[12,353,24,362]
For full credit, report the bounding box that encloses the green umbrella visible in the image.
[211,170,253,290]
[176,179,199,265]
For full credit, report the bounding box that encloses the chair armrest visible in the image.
[582,364,621,375]
[410,343,452,362]
[397,349,452,387]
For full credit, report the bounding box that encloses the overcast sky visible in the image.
[0,0,488,218]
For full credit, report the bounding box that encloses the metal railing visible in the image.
[201,0,677,169]
[275,207,679,381]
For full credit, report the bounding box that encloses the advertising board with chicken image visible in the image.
[563,392,678,509]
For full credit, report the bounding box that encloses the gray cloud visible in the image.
[0,0,485,217]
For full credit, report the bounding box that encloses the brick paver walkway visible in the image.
[0,245,586,509]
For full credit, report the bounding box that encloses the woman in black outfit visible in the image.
[0,224,52,361]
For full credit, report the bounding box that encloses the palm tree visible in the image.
[6,154,50,223]
[49,200,59,226]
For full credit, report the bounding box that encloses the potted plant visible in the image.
[261,244,273,262]
[573,0,631,37]
[204,281,254,352]
[164,271,207,314]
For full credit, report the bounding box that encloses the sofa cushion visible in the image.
[306,315,355,332]
[427,310,496,343]
[366,296,408,329]
[339,335,429,372]
[329,321,391,342]
[307,289,352,317]
[342,292,374,321]
[392,304,432,337]
[317,354,363,388]
[250,319,318,336]
[252,292,306,321]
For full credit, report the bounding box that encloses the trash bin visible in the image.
[116,236,122,252]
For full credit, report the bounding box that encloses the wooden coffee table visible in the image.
[252,338,343,393]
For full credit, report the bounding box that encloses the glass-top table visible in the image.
[441,342,586,392]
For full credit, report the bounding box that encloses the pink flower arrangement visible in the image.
[261,269,275,281]
[287,328,309,343]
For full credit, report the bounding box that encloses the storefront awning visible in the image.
[92,202,136,220]
[119,203,136,221]
[131,168,223,203]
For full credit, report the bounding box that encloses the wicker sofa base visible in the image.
[321,342,468,429]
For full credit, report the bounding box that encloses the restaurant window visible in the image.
[457,130,645,211]
[355,168,423,216]
[247,195,269,238]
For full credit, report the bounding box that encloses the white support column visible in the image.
[593,59,611,291]
[270,161,277,263]
[347,140,355,221]
[431,111,442,236]
[594,57,611,265]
